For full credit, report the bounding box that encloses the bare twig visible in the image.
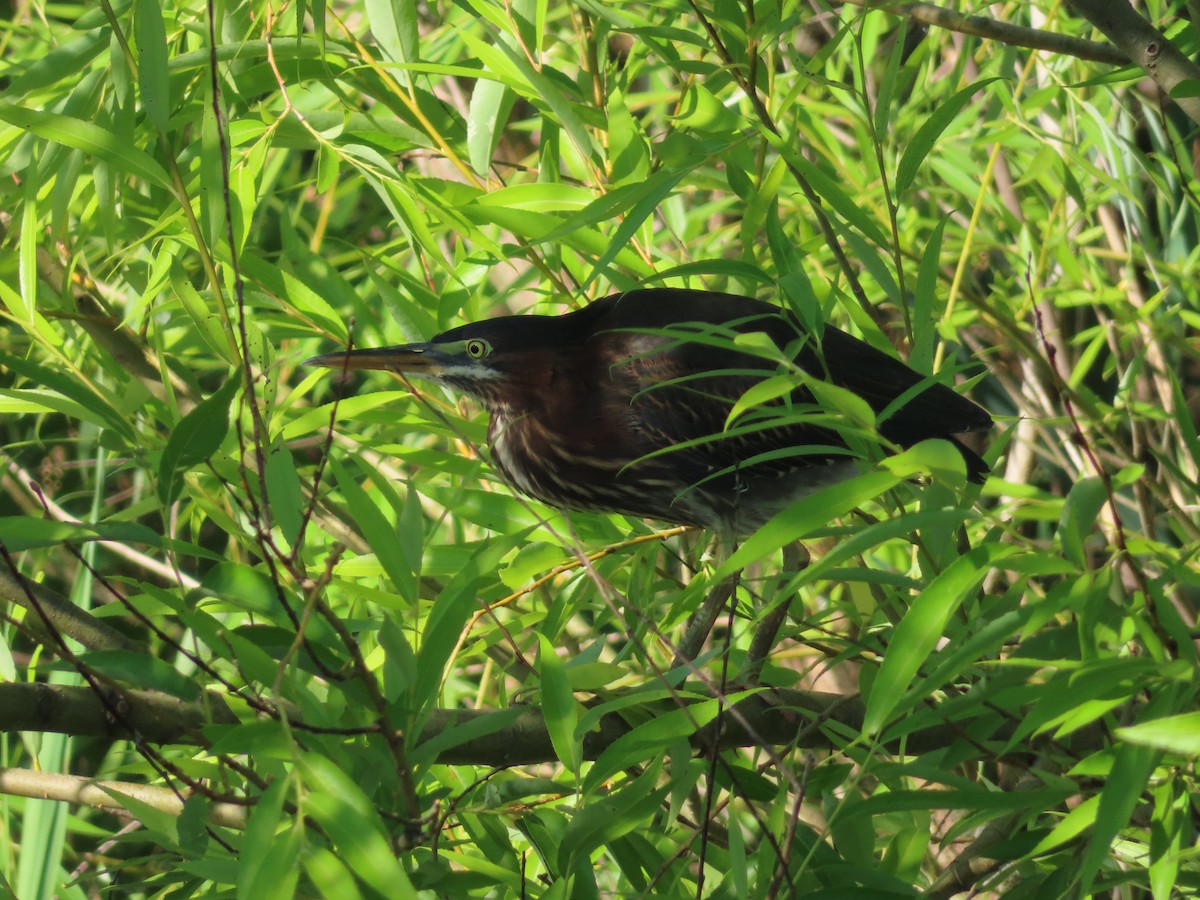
[841,0,1126,64]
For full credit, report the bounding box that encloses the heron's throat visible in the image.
[435,366,504,403]
[485,403,547,502]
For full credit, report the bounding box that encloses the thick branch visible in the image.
[0,681,1106,767]
[0,682,238,745]
[1068,0,1200,125]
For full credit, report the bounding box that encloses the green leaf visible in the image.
[199,561,282,617]
[538,634,580,774]
[1116,712,1200,756]
[5,31,108,94]
[0,352,136,441]
[640,259,773,287]
[365,0,418,67]
[674,82,743,134]
[379,613,418,702]
[303,848,364,900]
[298,753,415,897]
[726,374,796,425]
[158,376,239,505]
[1029,794,1099,856]
[302,854,362,900]
[896,77,1003,193]
[265,444,305,546]
[585,696,739,793]
[807,379,877,430]
[1168,78,1200,98]
[239,253,347,340]
[135,0,170,131]
[558,765,668,874]
[97,783,180,838]
[1058,477,1108,568]
[1077,740,1158,893]
[331,458,416,601]
[758,125,892,248]
[1167,357,1200,474]
[415,537,520,708]
[467,78,513,176]
[316,140,340,193]
[459,27,599,166]
[580,168,689,291]
[880,439,973,484]
[717,471,902,578]
[0,101,172,189]
[872,18,907,137]
[1149,777,1188,900]
[169,261,238,365]
[911,214,949,374]
[846,786,1074,818]
[864,544,1014,734]
[564,661,626,691]
[0,517,161,552]
[239,780,301,900]
[410,706,529,768]
[81,650,199,701]
[606,88,650,183]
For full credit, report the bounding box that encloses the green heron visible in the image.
[306,289,991,535]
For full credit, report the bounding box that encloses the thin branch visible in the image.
[0,567,141,654]
[0,767,248,830]
[841,0,1127,65]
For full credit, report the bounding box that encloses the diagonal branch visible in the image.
[841,0,1127,64]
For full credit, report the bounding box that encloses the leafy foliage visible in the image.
[1,0,1198,897]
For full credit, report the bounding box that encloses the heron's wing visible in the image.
[617,332,849,493]
[617,322,991,486]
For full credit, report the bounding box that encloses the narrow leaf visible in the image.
[864,544,1013,734]
[1116,712,1200,756]
[81,650,199,701]
[298,753,415,897]
[539,635,580,774]
[896,77,1003,193]
[265,444,305,546]
[0,101,172,189]
[135,0,170,131]
[158,377,239,505]
[717,471,901,578]
[330,458,416,601]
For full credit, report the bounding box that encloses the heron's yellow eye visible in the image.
[465,339,491,359]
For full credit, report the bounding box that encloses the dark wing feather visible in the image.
[587,290,992,483]
[812,327,993,441]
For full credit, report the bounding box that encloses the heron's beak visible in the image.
[303,343,444,375]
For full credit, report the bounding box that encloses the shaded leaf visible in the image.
[158,377,239,504]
